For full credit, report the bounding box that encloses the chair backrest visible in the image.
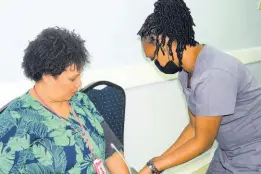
[0,105,7,114]
[81,81,126,145]
[0,99,14,114]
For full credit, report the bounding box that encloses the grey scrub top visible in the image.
[178,45,261,174]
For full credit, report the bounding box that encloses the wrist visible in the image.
[146,160,160,174]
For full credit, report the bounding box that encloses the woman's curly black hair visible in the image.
[138,0,198,63]
[22,27,90,82]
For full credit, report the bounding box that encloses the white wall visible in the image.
[187,0,261,51]
[1,0,261,172]
[0,0,261,83]
[0,0,142,82]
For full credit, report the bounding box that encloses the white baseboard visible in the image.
[82,46,261,89]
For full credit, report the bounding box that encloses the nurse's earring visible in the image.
[160,46,168,55]
[164,46,172,61]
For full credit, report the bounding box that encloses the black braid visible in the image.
[138,0,198,62]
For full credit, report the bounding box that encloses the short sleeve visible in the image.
[74,92,104,123]
[195,70,238,116]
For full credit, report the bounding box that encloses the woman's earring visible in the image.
[76,84,81,89]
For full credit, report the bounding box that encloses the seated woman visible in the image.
[0,27,129,174]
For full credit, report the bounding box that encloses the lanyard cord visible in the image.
[70,105,94,155]
[33,86,94,158]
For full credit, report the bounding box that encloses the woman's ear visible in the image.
[42,74,56,85]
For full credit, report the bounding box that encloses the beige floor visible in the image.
[192,164,209,174]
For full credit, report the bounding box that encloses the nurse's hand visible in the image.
[138,166,152,174]
[151,156,162,162]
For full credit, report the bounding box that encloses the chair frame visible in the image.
[81,81,126,144]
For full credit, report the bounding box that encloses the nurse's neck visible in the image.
[180,44,204,73]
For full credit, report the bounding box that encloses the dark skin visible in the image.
[138,37,222,174]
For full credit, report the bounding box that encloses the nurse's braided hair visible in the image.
[138,0,198,61]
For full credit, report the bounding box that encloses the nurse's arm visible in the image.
[152,115,222,172]
[161,109,196,157]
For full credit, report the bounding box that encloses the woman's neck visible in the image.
[30,83,70,119]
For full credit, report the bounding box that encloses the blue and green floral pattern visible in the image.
[0,92,105,174]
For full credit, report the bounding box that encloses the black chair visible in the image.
[0,105,7,114]
[81,81,126,145]
[0,99,15,114]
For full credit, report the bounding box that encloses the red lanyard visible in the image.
[69,105,94,156]
[33,86,94,158]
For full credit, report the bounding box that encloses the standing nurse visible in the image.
[137,0,261,174]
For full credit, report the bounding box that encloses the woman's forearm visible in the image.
[106,152,130,174]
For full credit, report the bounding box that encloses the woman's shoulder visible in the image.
[71,91,92,106]
[71,91,87,100]
[71,91,104,123]
[2,93,32,113]
[0,92,48,121]
[0,93,34,128]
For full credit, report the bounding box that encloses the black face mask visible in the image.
[154,59,183,74]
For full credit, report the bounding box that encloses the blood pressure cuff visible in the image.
[101,121,123,160]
